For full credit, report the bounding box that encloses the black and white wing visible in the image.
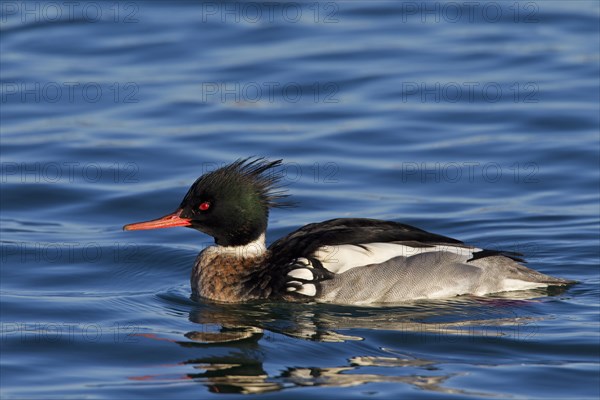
[266,218,524,301]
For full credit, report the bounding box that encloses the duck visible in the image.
[123,157,573,304]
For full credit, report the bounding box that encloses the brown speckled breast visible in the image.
[191,247,270,303]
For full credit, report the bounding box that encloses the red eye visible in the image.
[199,202,210,211]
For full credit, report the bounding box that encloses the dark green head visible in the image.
[124,158,291,246]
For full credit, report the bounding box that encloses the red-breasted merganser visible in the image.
[123,158,573,304]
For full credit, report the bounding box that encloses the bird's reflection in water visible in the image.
[186,288,557,343]
[139,288,566,395]
[181,361,474,395]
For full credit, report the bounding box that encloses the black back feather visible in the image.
[267,218,461,263]
[267,218,525,266]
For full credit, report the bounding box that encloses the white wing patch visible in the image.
[288,268,314,281]
[285,257,318,297]
[313,243,481,274]
[297,284,317,296]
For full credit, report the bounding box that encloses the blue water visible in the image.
[1,1,599,398]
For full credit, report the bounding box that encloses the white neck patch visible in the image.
[204,233,267,259]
